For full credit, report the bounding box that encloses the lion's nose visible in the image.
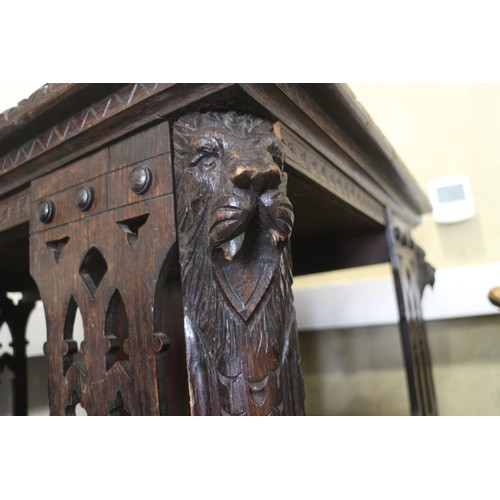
[231,164,281,193]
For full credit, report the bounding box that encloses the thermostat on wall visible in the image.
[427,175,475,224]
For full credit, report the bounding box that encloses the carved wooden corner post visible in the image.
[386,209,438,416]
[0,293,35,415]
[173,112,305,416]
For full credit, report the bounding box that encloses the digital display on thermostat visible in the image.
[437,184,465,203]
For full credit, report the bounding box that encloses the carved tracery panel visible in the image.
[30,122,187,415]
[0,294,34,415]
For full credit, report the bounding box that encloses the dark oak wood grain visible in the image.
[30,122,186,415]
[0,293,35,415]
[0,84,235,198]
[386,210,437,416]
[173,112,305,415]
[0,187,30,233]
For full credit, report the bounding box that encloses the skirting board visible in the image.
[293,261,500,331]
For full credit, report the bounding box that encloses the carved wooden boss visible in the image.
[0,84,436,415]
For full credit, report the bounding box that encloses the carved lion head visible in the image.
[173,112,293,262]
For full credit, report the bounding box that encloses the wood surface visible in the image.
[173,112,305,415]
[386,210,437,416]
[30,122,189,415]
[0,293,35,415]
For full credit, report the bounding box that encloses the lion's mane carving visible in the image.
[173,112,305,416]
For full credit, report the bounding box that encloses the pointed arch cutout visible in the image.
[63,297,85,375]
[105,289,130,371]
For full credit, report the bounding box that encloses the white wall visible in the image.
[298,84,500,415]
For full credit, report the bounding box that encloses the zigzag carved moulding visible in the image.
[0,83,172,173]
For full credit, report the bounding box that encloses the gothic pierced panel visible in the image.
[173,112,305,416]
[0,294,35,415]
[30,122,184,416]
[65,390,88,416]
[386,211,437,416]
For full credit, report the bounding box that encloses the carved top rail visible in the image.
[0,84,78,140]
[0,83,430,235]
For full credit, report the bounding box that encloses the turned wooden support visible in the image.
[488,287,500,308]
[173,112,305,416]
[386,210,438,416]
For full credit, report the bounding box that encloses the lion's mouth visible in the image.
[209,206,252,240]
[209,203,254,261]
[208,191,292,262]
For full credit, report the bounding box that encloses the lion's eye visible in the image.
[197,155,217,170]
[190,144,221,171]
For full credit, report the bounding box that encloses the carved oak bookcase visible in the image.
[0,84,437,416]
